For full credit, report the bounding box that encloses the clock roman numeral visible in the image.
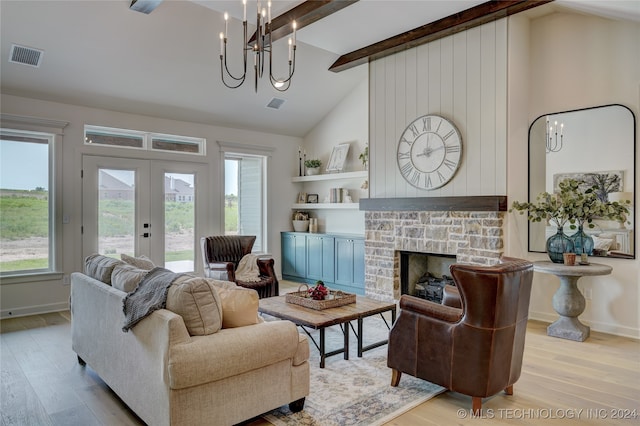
[409,124,420,138]
[437,170,446,183]
[445,144,460,153]
[411,171,420,185]
[400,162,413,175]
[398,152,410,160]
[400,135,413,146]
[435,119,442,133]
[443,129,455,140]
[422,116,431,132]
[444,158,457,171]
[426,174,433,188]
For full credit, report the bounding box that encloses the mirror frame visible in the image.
[527,103,636,259]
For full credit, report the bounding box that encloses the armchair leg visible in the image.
[505,385,513,395]
[472,397,482,415]
[390,369,401,387]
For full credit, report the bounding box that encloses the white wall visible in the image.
[299,77,369,235]
[368,19,508,198]
[507,12,640,338]
[0,94,302,318]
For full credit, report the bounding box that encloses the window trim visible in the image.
[0,114,68,279]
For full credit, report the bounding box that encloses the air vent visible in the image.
[266,98,285,110]
[9,44,43,67]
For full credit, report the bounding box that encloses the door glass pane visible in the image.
[98,169,135,258]
[164,173,195,272]
[225,159,239,235]
[0,134,51,273]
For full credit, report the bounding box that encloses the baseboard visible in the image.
[529,310,639,340]
[1,302,69,319]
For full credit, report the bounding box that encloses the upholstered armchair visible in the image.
[387,257,534,413]
[200,235,279,298]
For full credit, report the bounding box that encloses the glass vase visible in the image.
[571,225,594,255]
[546,227,574,263]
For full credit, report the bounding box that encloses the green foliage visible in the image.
[304,159,321,168]
[359,146,369,165]
[0,257,48,273]
[510,178,631,228]
[0,195,49,240]
[225,204,238,232]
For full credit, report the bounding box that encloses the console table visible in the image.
[533,261,612,342]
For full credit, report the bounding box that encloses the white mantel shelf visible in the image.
[291,170,367,183]
[292,203,360,210]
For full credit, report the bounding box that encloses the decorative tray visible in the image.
[285,284,356,310]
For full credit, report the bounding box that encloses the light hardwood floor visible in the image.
[1,293,638,425]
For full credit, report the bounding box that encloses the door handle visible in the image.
[141,232,150,238]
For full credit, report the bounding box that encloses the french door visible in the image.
[82,155,208,273]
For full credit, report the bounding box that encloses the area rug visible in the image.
[262,316,445,426]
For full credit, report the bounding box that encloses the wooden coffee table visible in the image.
[259,295,396,368]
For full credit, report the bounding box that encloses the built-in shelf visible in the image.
[291,170,367,183]
[292,203,361,210]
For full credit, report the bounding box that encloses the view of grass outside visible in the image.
[0,190,49,272]
[225,194,238,234]
[0,194,199,272]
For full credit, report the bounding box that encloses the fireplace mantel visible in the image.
[359,196,507,212]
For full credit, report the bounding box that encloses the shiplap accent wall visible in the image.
[369,18,508,199]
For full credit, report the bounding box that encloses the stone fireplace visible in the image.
[362,209,505,301]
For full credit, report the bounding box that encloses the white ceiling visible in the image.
[1,1,638,138]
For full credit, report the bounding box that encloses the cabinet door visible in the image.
[335,237,365,288]
[281,233,306,278]
[306,235,335,282]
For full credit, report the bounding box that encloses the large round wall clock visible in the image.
[396,114,463,190]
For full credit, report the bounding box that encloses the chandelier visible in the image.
[545,116,564,153]
[219,0,297,92]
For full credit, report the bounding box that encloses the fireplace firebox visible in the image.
[399,251,456,304]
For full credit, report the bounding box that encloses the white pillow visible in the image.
[84,254,123,284]
[592,236,614,251]
[166,277,223,336]
[121,254,155,270]
[111,263,148,293]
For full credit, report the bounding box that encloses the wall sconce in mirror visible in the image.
[529,104,636,259]
[546,116,564,153]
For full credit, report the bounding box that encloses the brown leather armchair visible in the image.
[200,235,279,298]
[387,257,534,413]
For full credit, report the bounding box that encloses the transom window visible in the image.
[84,125,205,156]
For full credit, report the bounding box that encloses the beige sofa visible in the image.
[70,258,309,426]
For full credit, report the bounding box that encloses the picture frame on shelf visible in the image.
[297,192,307,204]
[326,143,350,172]
[306,193,319,204]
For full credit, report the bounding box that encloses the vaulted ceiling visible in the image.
[1,1,638,137]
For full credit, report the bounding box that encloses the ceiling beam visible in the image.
[250,0,359,45]
[329,0,553,73]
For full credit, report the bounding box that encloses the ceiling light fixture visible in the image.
[220,0,297,92]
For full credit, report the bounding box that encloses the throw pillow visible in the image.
[166,277,223,336]
[121,254,155,270]
[592,236,615,251]
[111,263,148,293]
[84,254,123,285]
[215,285,261,328]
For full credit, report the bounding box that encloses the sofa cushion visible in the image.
[84,254,123,284]
[166,277,223,336]
[121,253,155,270]
[111,263,148,293]
[214,285,261,328]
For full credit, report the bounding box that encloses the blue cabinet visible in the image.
[281,232,306,279]
[306,234,335,283]
[335,237,365,293]
[281,232,364,294]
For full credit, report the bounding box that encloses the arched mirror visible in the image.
[528,104,636,259]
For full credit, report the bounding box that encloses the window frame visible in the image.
[218,141,273,254]
[84,125,206,156]
[0,114,68,282]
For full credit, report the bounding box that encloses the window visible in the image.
[0,129,55,275]
[84,125,205,156]
[224,153,267,252]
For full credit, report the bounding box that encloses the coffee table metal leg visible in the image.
[343,323,349,360]
[320,328,325,368]
[357,318,364,357]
